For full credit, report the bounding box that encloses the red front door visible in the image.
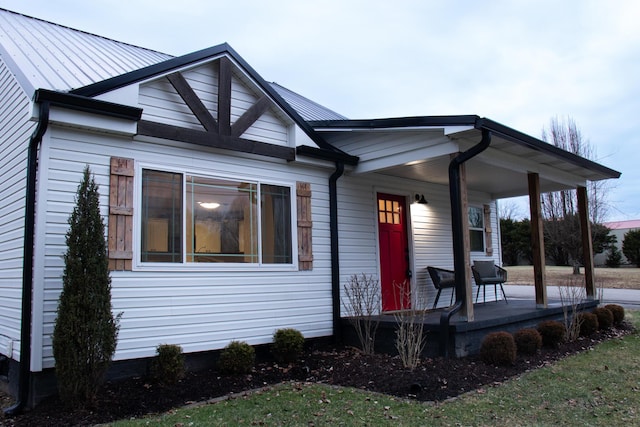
[377,193,410,311]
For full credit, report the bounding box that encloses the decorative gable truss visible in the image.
[137,56,295,160]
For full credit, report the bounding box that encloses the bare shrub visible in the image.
[557,276,586,341]
[342,273,381,354]
[393,280,427,370]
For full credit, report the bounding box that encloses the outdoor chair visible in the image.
[471,260,508,304]
[427,266,456,309]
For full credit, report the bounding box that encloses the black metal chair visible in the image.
[427,266,456,308]
[471,260,508,303]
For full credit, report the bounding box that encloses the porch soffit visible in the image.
[330,127,617,199]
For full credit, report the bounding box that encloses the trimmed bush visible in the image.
[513,328,542,355]
[151,344,185,386]
[605,304,625,325]
[480,332,517,366]
[271,328,305,363]
[593,307,614,330]
[537,320,566,348]
[218,341,255,375]
[577,312,599,336]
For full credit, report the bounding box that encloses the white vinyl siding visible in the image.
[35,126,333,369]
[0,57,33,360]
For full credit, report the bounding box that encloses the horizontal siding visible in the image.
[37,126,333,368]
[0,57,32,359]
[139,61,289,147]
[337,173,502,312]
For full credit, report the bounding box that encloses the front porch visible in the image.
[341,297,599,358]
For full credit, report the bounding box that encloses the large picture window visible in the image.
[140,168,293,265]
[468,206,485,252]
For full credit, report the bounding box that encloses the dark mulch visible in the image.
[1,323,633,426]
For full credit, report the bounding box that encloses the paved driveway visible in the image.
[503,285,640,310]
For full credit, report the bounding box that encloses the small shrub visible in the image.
[218,341,255,375]
[513,328,542,355]
[537,320,566,348]
[577,312,599,336]
[593,307,614,330]
[480,332,516,366]
[151,344,185,386]
[271,328,305,363]
[604,304,625,325]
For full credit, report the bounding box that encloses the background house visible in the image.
[594,219,640,266]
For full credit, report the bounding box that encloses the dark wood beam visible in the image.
[231,96,271,137]
[528,172,547,308]
[166,72,218,132]
[218,57,232,136]
[577,186,596,298]
[137,120,295,160]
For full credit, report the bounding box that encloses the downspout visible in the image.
[329,161,345,343]
[439,127,491,357]
[4,100,50,416]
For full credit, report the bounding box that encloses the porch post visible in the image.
[528,172,547,308]
[459,162,474,321]
[577,186,596,299]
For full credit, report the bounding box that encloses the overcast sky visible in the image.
[1,0,638,221]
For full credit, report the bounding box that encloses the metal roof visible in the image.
[270,83,348,121]
[0,8,172,93]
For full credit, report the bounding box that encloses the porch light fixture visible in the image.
[414,194,428,205]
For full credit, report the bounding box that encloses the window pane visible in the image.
[261,184,292,264]
[141,170,183,262]
[470,230,484,252]
[186,176,257,263]
[468,206,483,229]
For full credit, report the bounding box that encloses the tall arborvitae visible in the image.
[52,166,120,406]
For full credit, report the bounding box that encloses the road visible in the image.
[503,285,640,310]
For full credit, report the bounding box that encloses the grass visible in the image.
[505,265,640,289]
[110,311,640,426]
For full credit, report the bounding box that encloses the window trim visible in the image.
[133,162,298,272]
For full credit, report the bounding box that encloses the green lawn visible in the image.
[109,311,640,426]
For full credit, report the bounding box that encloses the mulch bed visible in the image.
[1,323,633,426]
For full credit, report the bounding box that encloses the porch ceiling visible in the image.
[315,119,620,200]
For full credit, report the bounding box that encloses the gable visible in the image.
[136,55,296,160]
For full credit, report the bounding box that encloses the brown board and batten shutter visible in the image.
[109,157,134,271]
[483,204,493,256]
[296,182,313,270]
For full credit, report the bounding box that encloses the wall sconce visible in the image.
[414,194,428,205]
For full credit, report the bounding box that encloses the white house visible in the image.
[0,8,620,407]
[595,219,640,266]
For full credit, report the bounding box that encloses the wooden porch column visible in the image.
[528,173,547,308]
[460,162,474,321]
[577,186,596,299]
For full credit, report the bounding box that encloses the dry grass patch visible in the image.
[505,265,640,289]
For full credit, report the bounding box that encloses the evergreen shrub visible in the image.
[592,307,614,330]
[52,166,121,406]
[537,320,566,348]
[577,312,599,336]
[218,341,255,374]
[513,328,542,355]
[604,304,625,325]
[151,344,185,386]
[480,331,517,366]
[271,328,305,363]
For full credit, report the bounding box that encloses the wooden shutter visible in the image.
[109,157,134,271]
[484,204,493,256]
[297,182,313,270]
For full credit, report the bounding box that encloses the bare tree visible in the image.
[343,273,381,354]
[541,117,611,271]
